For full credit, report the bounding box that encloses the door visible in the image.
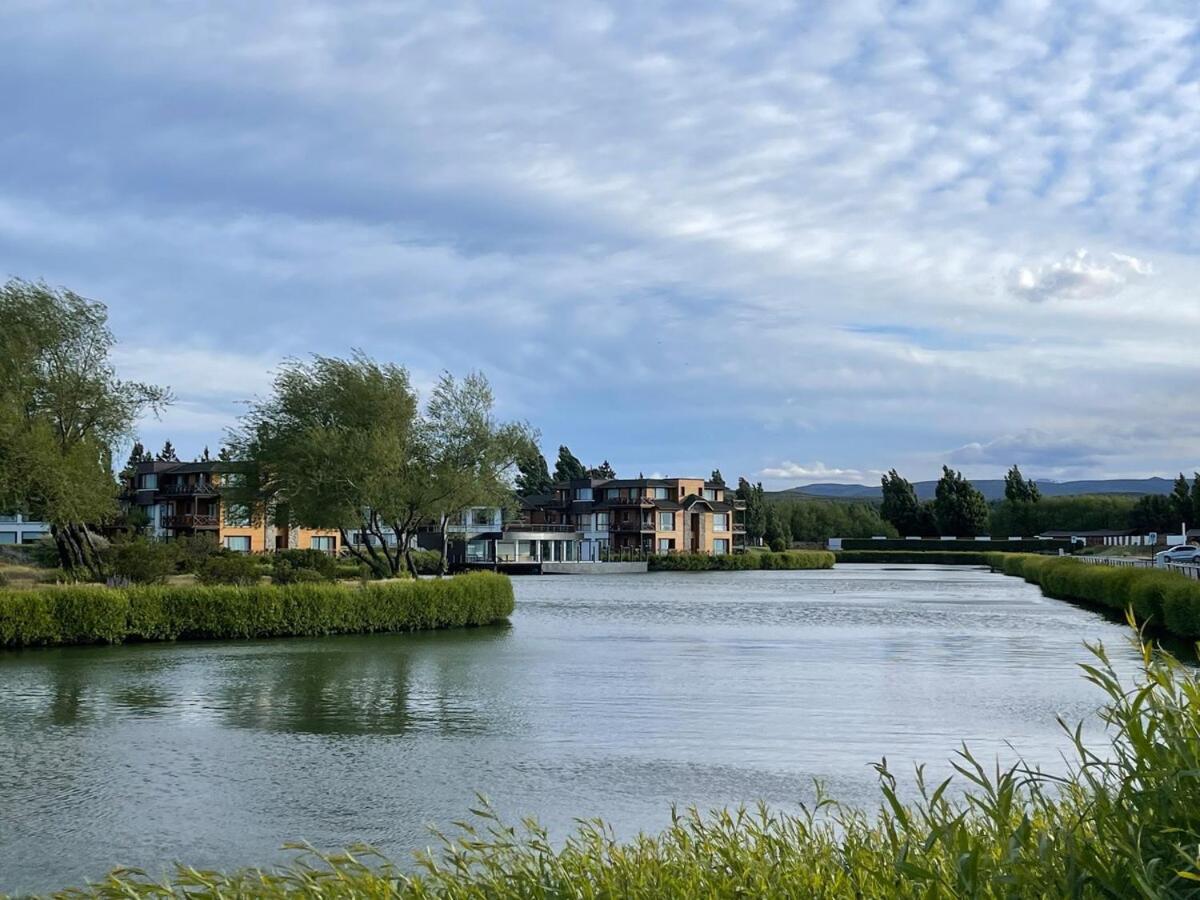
[690,513,701,552]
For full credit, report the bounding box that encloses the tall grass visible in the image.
[0,572,513,649]
[59,635,1200,897]
[648,550,835,571]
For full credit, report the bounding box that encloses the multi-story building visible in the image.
[448,474,747,567]
[0,513,51,546]
[122,460,340,553]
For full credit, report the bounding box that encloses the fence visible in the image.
[1076,555,1200,580]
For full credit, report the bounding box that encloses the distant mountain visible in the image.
[772,477,1177,503]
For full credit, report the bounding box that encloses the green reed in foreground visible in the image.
[51,625,1200,898]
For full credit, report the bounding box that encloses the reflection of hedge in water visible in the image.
[988,552,1200,639]
[649,550,835,571]
[0,572,512,648]
[56,641,1200,898]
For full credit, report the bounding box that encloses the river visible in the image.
[0,565,1146,893]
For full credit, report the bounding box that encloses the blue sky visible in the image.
[3,0,1198,487]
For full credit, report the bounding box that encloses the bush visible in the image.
[648,551,834,572]
[105,537,175,584]
[26,536,62,569]
[196,552,263,586]
[768,537,787,552]
[408,549,443,575]
[170,534,223,574]
[839,538,1069,553]
[835,550,996,565]
[0,572,514,648]
[49,641,1200,899]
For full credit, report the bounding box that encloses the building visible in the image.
[122,459,340,553]
[453,475,747,568]
[0,513,50,546]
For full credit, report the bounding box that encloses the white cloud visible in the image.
[1007,250,1153,302]
[759,462,865,483]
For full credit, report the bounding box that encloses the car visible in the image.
[1155,544,1200,566]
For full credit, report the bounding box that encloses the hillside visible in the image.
[771,477,1177,503]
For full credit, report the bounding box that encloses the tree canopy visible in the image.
[515,445,553,497]
[933,466,989,536]
[0,279,169,573]
[553,445,587,482]
[880,469,923,535]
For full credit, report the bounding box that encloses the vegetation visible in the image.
[552,445,587,482]
[648,550,834,571]
[0,572,513,648]
[987,494,1138,537]
[774,500,897,542]
[54,637,1200,898]
[836,550,996,565]
[735,478,767,545]
[226,355,531,579]
[0,279,170,578]
[987,554,1200,640]
[933,466,989,536]
[195,552,263,586]
[515,445,553,497]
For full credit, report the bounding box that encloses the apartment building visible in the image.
[524,475,746,560]
[0,513,50,546]
[122,460,340,553]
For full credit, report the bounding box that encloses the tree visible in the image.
[764,503,791,550]
[1004,465,1040,503]
[588,460,616,479]
[421,371,533,575]
[1193,473,1200,527]
[1170,474,1192,526]
[227,354,529,578]
[156,440,179,462]
[880,469,923,535]
[121,442,147,480]
[201,445,211,462]
[514,445,552,497]
[1129,494,1175,535]
[0,279,169,574]
[933,466,989,536]
[553,445,587,482]
[736,478,767,545]
[710,469,724,485]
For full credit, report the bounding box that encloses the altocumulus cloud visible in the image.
[2,0,1199,482]
[1008,250,1153,303]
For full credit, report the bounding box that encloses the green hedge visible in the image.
[835,550,996,565]
[987,553,1200,639]
[840,538,1070,553]
[0,572,514,649]
[648,550,834,571]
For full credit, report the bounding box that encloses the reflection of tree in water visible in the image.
[47,660,89,726]
[218,627,510,737]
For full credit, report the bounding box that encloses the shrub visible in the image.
[835,550,995,565]
[768,537,787,552]
[170,533,223,573]
[272,549,338,581]
[408,549,443,575]
[26,535,62,569]
[649,551,834,572]
[196,552,263,586]
[105,537,175,584]
[0,572,514,648]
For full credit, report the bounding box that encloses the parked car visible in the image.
[1155,544,1200,566]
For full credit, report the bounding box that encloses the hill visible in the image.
[771,477,1177,503]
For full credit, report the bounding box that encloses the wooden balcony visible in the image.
[163,514,219,529]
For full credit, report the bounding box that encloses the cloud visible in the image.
[1007,250,1152,303]
[759,462,865,483]
[947,430,1102,471]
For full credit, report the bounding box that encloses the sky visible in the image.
[3,0,1199,488]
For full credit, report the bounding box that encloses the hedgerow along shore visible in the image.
[0,571,514,649]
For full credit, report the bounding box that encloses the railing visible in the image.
[504,523,577,533]
[162,514,219,529]
[610,520,655,532]
[1169,563,1200,580]
[1076,555,1200,579]
[161,482,219,496]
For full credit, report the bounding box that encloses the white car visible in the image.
[1155,544,1200,566]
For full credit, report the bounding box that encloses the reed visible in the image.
[0,572,514,649]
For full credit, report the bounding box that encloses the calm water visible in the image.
[0,565,1146,893]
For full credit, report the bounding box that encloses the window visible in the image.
[657,511,675,530]
[574,487,593,500]
[713,539,729,555]
[0,513,17,522]
[596,512,610,528]
[466,539,491,562]
[652,487,668,499]
[471,508,495,526]
[712,513,729,532]
[0,532,15,545]
[224,535,251,553]
[224,503,251,526]
[138,473,158,490]
[310,535,336,552]
[703,488,718,501]
[657,538,675,552]
[608,488,623,500]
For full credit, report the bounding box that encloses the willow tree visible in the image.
[227,354,530,578]
[0,279,170,574]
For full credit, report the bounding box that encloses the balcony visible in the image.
[161,482,219,496]
[162,514,219,529]
[611,519,655,533]
[504,523,576,534]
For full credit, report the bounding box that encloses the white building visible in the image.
[0,513,51,546]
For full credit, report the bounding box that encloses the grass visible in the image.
[0,572,514,648]
[52,633,1200,898]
